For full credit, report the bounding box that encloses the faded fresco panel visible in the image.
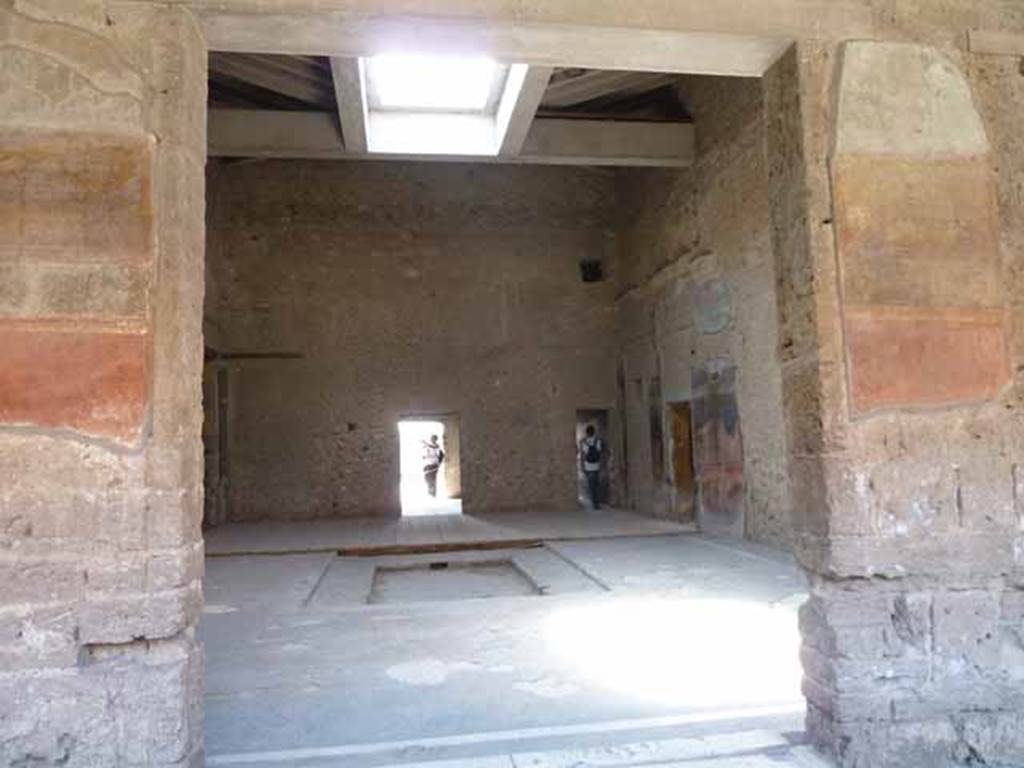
[844,305,1010,412]
[0,130,154,263]
[0,130,154,442]
[834,155,1000,309]
[0,323,151,442]
[691,359,745,537]
[833,152,1008,413]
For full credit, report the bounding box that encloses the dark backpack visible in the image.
[584,439,602,464]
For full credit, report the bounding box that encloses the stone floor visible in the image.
[204,508,692,555]
[201,523,819,767]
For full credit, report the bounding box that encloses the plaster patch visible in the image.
[833,155,1000,309]
[1000,633,1024,681]
[19,616,70,653]
[0,130,154,264]
[385,658,480,686]
[513,677,579,699]
[835,41,988,157]
[203,604,238,615]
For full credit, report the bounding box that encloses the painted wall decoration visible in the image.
[693,277,734,335]
[691,358,745,537]
[0,130,154,443]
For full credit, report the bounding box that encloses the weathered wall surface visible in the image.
[207,161,618,520]
[203,163,230,527]
[615,77,792,545]
[0,1,206,765]
[766,38,1024,768]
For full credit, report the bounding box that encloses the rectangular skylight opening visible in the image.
[365,54,508,115]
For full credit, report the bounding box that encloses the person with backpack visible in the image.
[579,424,605,510]
[422,434,445,497]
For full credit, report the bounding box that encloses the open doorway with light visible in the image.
[576,409,611,510]
[398,416,462,516]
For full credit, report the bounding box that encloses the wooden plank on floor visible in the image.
[338,539,544,558]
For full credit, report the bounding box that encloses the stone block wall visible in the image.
[615,76,793,546]
[765,38,1024,768]
[206,160,618,520]
[0,2,206,765]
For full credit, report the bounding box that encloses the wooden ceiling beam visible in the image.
[495,65,554,156]
[329,57,370,151]
[209,53,329,103]
[208,108,695,167]
[235,54,326,85]
[542,71,678,108]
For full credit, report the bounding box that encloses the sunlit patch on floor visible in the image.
[543,596,803,708]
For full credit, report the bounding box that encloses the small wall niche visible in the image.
[579,259,604,283]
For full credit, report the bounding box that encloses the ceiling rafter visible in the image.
[330,57,369,151]
[541,70,680,108]
[495,65,553,156]
[208,108,695,167]
[209,52,333,106]
[208,53,695,164]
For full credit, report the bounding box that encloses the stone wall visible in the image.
[766,39,1024,768]
[203,162,230,527]
[206,160,619,520]
[615,77,792,545]
[0,2,206,765]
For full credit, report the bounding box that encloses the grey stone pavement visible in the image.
[201,531,822,767]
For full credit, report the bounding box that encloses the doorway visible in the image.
[668,401,696,522]
[398,417,462,517]
[195,21,807,768]
[576,409,611,510]
[201,351,230,528]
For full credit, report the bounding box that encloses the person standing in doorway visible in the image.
[579,425,605,510]
[422,434,445,497]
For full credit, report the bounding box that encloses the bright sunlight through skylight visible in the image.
[367,54,502,112]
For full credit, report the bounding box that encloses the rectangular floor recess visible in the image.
[368,560,540,604]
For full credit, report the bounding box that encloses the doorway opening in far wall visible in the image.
[398,416,462,517]
[668,401,696,523]
[576,409,611,510]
